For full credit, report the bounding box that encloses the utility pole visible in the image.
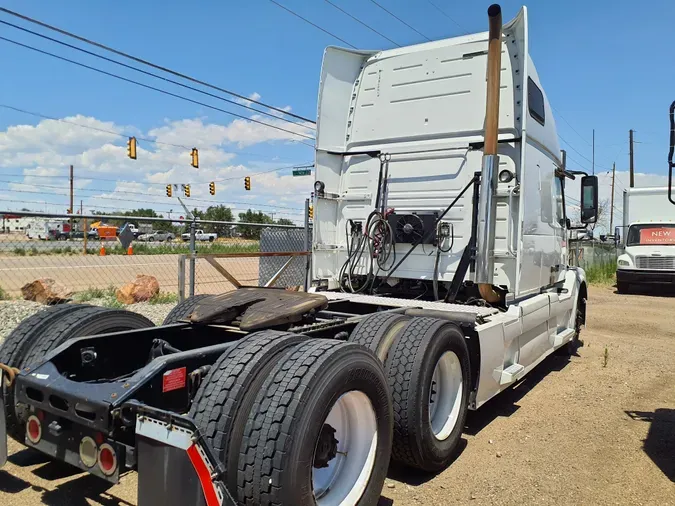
[269,212,275,222]
[629,129,634,187]
[69,165,74,234]
[610,162,616,233]
[592,129,595,175]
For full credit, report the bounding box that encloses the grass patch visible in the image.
[149,292,178,305]
[100,296,124,309]
[584,262,616,286]
[73,285,117,302]
[0,285,9,300]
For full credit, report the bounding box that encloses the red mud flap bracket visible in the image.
[132,404,235,506]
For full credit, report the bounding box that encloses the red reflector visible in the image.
[26,415,42,444]
[98,444,117,476]
[162,367,187,393]
[94,432,104,445]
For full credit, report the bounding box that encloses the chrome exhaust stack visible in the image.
[476,4,503,302]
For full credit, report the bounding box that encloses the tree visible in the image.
[201,205,234,237]
[237,209,273,239]
[276,218,295,226]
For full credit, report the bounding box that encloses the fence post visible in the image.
[304,198,310,291]
[189,220,196,297]
[178,255,186,302]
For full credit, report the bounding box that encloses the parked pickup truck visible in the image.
[181,229,217,242]
[137,231,175,242]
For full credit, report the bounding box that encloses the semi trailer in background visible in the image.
[1,5,601,506]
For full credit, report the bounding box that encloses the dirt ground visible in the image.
[0,285,673,505]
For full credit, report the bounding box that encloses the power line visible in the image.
[551,106,591,147]
[0,36,316,145]
[424,0,468,35]
[0,20,312,131]
[212,164,313,183]
[0,104,308,161]
[0,7,315,124]
[560,135,611,172]
[268,0,357,49]
[323,0,400,46]
[367,0,431,41]
[3,188,304,216]
[0,179,306,211]
[3,162,313,186]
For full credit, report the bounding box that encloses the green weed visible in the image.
[73,285,117,302]
[149,292,178,305]
[584,262,616,286]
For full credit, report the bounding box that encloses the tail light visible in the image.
[98,443,117,476]
[26,415,42,444]
[79,436,98,468]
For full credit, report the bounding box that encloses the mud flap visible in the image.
[133,405,234,506]
[0,370,7,468]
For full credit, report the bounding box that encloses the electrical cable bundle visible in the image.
[339,211,396,293]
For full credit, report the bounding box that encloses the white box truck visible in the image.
[0,6,601,506]
[617,187,675,292]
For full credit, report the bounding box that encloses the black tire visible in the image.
[237,340,393,506]
[208,236,215,243]
[162,294,212,325]
[385,317,470,471]
[0,304,92,442]
[21,307,154,368]
[190,330,308,496]
[348,312,410,362]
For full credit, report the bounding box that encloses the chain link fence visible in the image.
[569,240,617,268]
[0,210,310,304]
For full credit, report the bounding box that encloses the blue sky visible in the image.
[1,0,674,223]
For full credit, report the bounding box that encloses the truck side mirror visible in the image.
[566,218,571,229]
[580,175,598,224]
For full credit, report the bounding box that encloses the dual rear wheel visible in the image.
[191,332,391,506]
[191,308,471,506]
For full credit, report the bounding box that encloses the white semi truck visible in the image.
[0,5,598,506]
[616,187,675,292]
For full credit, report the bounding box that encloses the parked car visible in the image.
[181,229,217,242]
[68,230,98,240]
[137,231,175,242]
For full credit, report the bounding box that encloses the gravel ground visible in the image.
[0,285,673,505]
[0,299,175,342]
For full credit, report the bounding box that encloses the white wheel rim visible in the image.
[429,351,463,441]
[312,390,378,506]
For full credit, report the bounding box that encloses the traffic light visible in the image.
[166,184,172,197]
[127,137,137,160]
[209,181,216,195]
[308,205,314,220]
[184,184,191,198]
[244,176,251,191]
[190,148,199,168]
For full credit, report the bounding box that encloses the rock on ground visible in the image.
[20,278,73,304]
[116,274,160,304]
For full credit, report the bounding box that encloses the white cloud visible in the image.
[0,115,121,156]
[235,92,262,107]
